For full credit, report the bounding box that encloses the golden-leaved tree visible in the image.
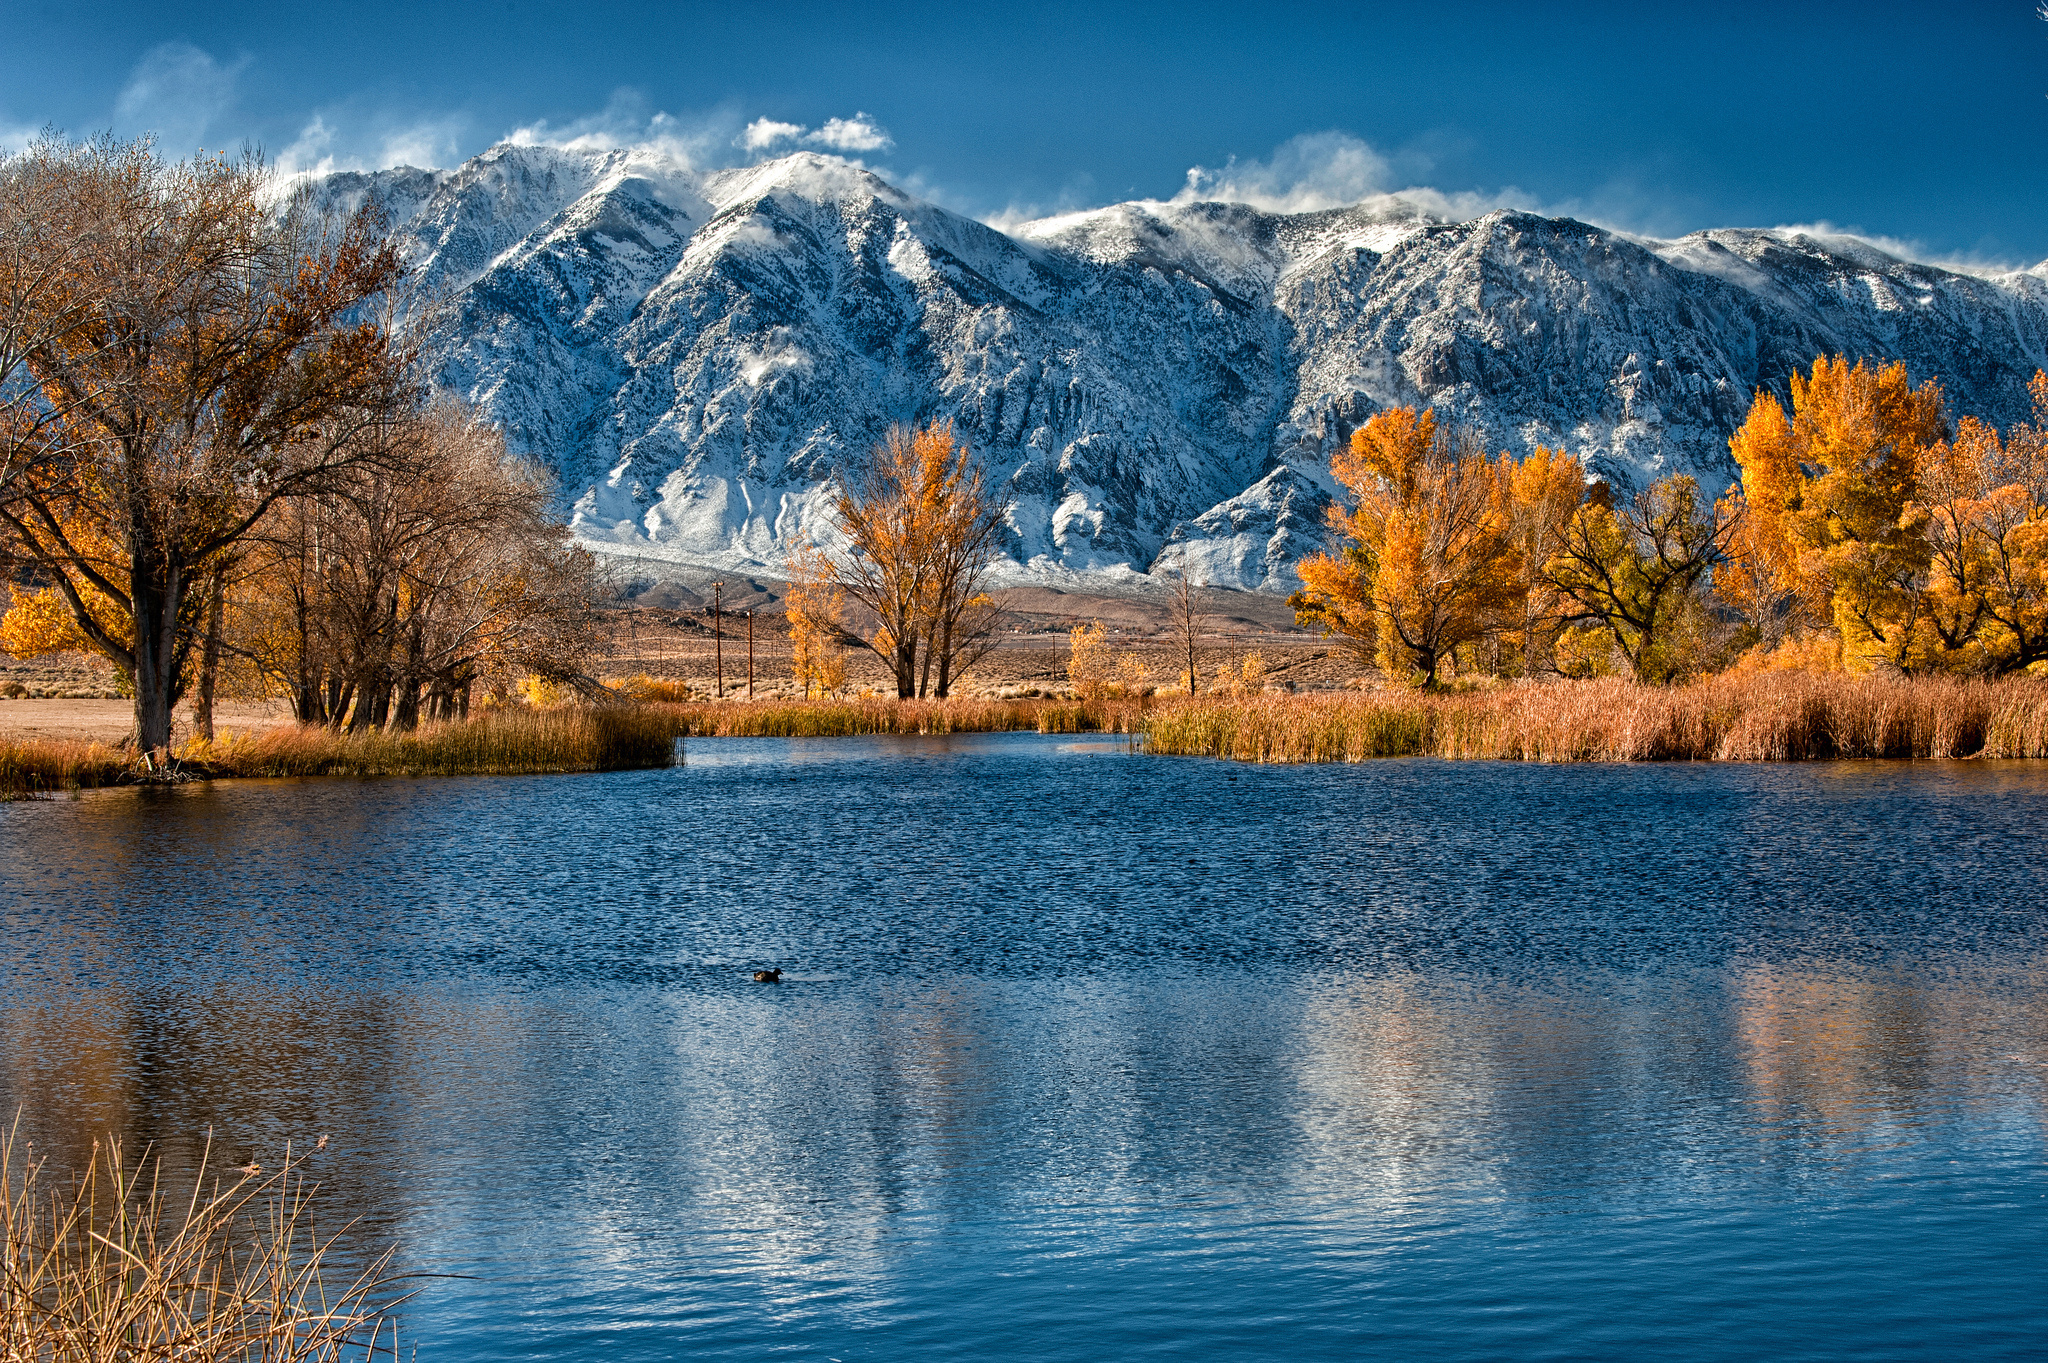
[783,543,848,698]
[1492,442,1586,674]
[1292,407,1524,687]
[1543,475,1735,683]
[1724,355,2048,674]
[829,420,1007,698]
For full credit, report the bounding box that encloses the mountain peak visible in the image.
[323,144,2048,591]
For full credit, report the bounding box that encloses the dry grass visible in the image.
[661,696,1146,737]
[0,707,683,796]
[1140,673,2048,763]
[192,707,682,778]
[1,1125,410,1361]
[0,740,130,799]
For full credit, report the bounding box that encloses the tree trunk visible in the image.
[129,546,188,758]
[935,615,955,699]
[192,571,226,743]
[895,634,918,699]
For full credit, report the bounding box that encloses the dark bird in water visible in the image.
[753,969,782,983]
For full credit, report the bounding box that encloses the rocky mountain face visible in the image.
[309,144,2048,592]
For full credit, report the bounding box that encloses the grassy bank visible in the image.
[0,707,682,796]
[661,695,1146,737]
[1141,673,2048,763]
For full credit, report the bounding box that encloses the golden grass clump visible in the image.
[200,707,682,778]
[607,674,695,705]
[1139,673,2048,764]
[0,707,682,795]
[0,740,130,799]
[1140,694,1429,763]
[1,1125,409,1361]
[661,696,1144,738]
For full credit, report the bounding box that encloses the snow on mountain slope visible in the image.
[317,145,2048,592]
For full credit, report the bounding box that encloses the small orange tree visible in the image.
[784,544,848,697]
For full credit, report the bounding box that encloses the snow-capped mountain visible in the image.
[308,144,2048,592]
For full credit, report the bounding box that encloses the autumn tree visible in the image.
[830,420,1008,699]
[1292,407,1519,687]
[1906,383,2048,673]
[1067,620,1111,701]
[0,137,405,755]
[231,400,598,729]
[784,543,848,698]
[1717,357,2034,673]
[1493,442,1585,674]
[1544,475,1735,683]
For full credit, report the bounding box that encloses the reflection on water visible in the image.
[4,738,2046,1361]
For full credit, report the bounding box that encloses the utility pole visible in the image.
[711,581,724,698]
[746,610,755,700]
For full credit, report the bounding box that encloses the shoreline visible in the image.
[9,673,2047,794]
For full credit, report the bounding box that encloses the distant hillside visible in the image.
[307,145,2048,592]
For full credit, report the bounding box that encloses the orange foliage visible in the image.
[1293,407,1522,687]
[1727,357,2048,674]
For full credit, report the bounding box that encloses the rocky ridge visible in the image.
[305,144,2048,592]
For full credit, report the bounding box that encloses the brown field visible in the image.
[595,580,1354,699]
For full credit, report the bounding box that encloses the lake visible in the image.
[4,734,2045,1361]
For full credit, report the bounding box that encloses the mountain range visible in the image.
[306,144,2048,592]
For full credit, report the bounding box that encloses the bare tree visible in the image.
[235,400,599,729]
[0,139,119,521]
[1167,571,1207,694]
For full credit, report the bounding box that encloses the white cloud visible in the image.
[113,42,246,155]
[732,112,894,156]
[506,90,742,169]
[805,113,891,153]
[739,117,805,151]
[1176,131,1394,213]
[376,116,467,169]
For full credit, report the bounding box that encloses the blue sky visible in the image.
[4,0,2045,265]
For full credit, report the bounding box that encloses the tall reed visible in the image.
[0,740,129,799]
[1139,674,2048,764]
[1,1125,410,1361]
[662,696,1144,738]
[207,707,682,777]
[0,708,682,795]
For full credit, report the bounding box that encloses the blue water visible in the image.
[4,735,2045,1360]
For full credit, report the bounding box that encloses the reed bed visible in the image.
[1140,673,2048,764]
[199,707,682,778]
[1,1126,410,1361]
[661,696,1145,738]
[0,708,682,795]
[0,739,130,799]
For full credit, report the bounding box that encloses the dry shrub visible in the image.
[1,1125,409,1361]
[1140,674,2048,764]
[608,674,693,705]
